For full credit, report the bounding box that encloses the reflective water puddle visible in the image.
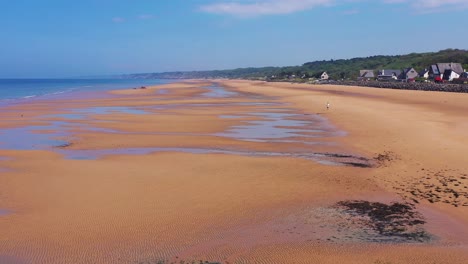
[48,106,148,120]
[0,209,12,216]
[156,89,169,95]
[0,167,12,173]
[216,112,336,142]
[0,120,122,150]
[77,106,148,115]
[56,147,370,167]
[0,82,366,167]
[202,84,238,98]
[0,123,69,150]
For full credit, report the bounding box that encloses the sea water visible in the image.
[0,79,170,104]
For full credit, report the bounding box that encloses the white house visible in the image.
[419,69,429,79]
[429,63,464,80]
[378,69,401,81]
[320,72,329,80]
[443,70,460,81]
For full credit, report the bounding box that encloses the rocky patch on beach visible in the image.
[318,152,373,168]
[394,169,468,207]
[335,201,430,243]
[373,151,400,168]
[55,142,73,148]
[293,201,431,244]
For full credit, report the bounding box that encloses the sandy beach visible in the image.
[0,80,467,264]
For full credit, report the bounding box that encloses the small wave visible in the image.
[49,87,78,96]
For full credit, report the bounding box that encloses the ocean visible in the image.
[0,79,171,104]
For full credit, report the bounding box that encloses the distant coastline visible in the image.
[120,49,468,85]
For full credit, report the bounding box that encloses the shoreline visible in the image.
[0,79,173,108]
[0,80,467,263]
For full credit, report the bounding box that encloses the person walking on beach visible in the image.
[326,101,330,110]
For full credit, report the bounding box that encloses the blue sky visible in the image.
[0,0,467,78]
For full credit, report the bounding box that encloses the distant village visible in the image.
[315,63,467,84]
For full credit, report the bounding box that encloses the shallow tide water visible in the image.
[0,83,369,167]
[0,209,11,216]
[216,112,333,142]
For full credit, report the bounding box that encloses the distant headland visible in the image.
[121,49,468,83]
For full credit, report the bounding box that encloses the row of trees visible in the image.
[123,49,468,81]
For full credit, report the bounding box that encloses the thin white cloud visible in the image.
[200,0,468,16]
[200,0,335,17]
[112,17,125,23]
[383,0,468,12]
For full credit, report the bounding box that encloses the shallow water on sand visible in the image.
[0,120,120,150]
[0,123,70,150]
[47,106,148,120]
[202,84,239,98]
[156,89,170,95]
[0,82,365,167]
[0,209,11,216]
[55,146,369,166]
[216,112,330,142]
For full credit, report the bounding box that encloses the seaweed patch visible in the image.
[335,200,431,243]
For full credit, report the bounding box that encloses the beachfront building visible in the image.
[320,72,329,80]
[443,70,461,81]
[377,69,401,81]
[399,68,419,81]
[358,70,375,81]
[419,69,430,79]
[428,63,464,80]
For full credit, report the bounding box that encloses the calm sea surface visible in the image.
[0,79,171,104]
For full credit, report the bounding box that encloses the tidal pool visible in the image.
[0,209,11,216]
[0,83,362,167]
[202,84,238,98]
[215,112,330,142]
[0,123,69,150]
[46,106,148,120]
[56,146,370,167]
[0,119,123,151]
[156,89,169,95]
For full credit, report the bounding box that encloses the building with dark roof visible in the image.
[358,70,375,80]
[378,69,401,81]
[419,69,429,79]
[429,63,464,80]
[399,68,419,80]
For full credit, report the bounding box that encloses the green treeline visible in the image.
[123,49,468,80]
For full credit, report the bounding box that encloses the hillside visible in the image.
[122,49,468,80]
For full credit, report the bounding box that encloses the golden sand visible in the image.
[0,80,467,263]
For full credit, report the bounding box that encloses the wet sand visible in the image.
[0,80,467,263]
